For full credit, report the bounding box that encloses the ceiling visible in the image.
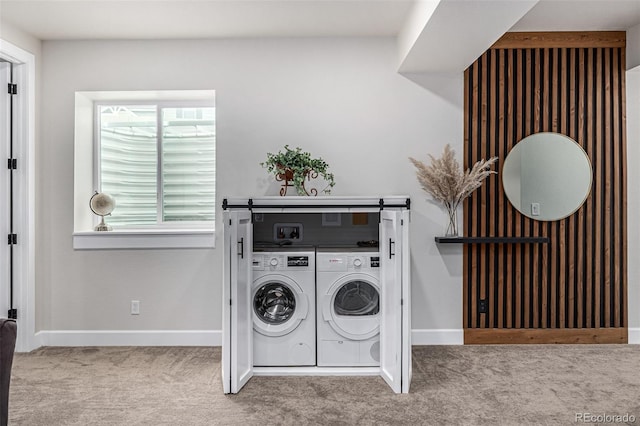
[2,0,640,76]
[511,0,640,32]
[0,0,416,40]
[1,0,640,41]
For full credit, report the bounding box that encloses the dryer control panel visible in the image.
[349,255,380,271]
[317,253,380,272]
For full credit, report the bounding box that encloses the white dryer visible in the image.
[316,249,381,367]
[252,249,316,366]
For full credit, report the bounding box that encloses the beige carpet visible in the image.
[8,345,640,425]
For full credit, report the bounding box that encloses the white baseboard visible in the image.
[35,330,221,347]
[411,329,464,345]
[29,328,639,348]
[33,329,463,348]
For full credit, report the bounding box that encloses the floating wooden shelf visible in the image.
[434,236,550,244]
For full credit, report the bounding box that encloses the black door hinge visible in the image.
[7,309,17,320]
[8,83,17,95]
[8,234,17,245]
[7,158,17,170]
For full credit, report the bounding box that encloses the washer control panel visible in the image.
[287,256,310,267]
[252,252,315,271]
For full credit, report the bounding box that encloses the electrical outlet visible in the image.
[531,202,540,216]
[479,299,487,314]
[131,300,140,315]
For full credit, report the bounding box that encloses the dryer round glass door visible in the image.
[323,274,380,341]
[252,275,309,337]
[254,283,296,324]
[334,281,379,316]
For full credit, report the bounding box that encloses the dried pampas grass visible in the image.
[410,144,498,235]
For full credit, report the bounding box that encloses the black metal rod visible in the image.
[222,198,410,211]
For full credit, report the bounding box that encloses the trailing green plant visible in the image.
[261,145,336,195]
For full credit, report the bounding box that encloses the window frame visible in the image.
[72,90,216,250]
[94,99,216,230]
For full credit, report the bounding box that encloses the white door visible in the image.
[400,209,412,393]
[379,210,403,393]
[0,61,10,318]
[222,210,253,394]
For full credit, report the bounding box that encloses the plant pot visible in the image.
[276,167,295,182]
[274,167,317,196]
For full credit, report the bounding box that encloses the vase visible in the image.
[445,207,458,237]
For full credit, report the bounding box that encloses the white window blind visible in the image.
[98,103,215,228]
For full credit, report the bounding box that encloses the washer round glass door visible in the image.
[252,275,308,337]
[323,274,380,341]
[254,283,296,324]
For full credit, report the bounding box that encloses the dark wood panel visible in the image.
[463,34,627,343]
[465,328,628,344]
[491,32,626,49]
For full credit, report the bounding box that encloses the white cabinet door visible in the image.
[379,210,403,393]
[400,210,412,393]
[222,210,253,394]
[222,211,232,394]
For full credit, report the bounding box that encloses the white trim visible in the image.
[411,329,464,345]
[31,327,635,348]
[36,330,221,347]
[72,229,215,249]
[0,39,37,352]
[32,328,640,348]
[254,366,380,376]
[75,90,217,235]
[33,329,464,347]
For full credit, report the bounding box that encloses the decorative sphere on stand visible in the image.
[90,191,115,231]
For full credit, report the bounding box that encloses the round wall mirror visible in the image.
[502,132,592,221]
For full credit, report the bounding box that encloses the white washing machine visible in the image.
[316,249,381,367]
[252,249,316,366]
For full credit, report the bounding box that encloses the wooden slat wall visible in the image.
[463,33,627,343]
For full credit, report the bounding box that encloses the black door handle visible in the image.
[238,238,244,259]
[389,238,395,259]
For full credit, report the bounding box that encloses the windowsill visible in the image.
[72,229,215,250]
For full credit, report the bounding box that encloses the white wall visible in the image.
[39,38,463,338]
[625,30,639,344]
[627,23,640,70]
[626,67,640,341]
